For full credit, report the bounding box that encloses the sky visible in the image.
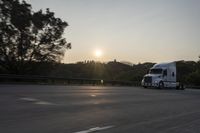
[28,0,200,64]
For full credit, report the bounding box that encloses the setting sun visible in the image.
[94,49,103,58]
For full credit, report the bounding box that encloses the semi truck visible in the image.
[141,62,184,89]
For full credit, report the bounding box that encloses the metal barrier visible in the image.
[0,74,141,86]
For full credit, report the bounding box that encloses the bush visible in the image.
[187,71,200,86]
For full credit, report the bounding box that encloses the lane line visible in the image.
[74,125,114,133]
[34,101,54,105]
[19,97,38,102]
[91,95,96,97]
[19,97,54,105]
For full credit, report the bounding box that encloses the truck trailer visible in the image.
[141,62,184,89]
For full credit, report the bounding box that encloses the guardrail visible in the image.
[0,74,140,86]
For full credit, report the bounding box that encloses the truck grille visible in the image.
[144,76,152,83]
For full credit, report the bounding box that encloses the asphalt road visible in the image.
[0,85,200,133]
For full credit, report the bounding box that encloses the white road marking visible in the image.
[93,102,99,105]
[91,94,96,97]
[74,125,114,133]
[20,97,38,102]
[19,97,54,105]
[34,101,53,105]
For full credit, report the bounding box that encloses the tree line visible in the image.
[0,59,199,86]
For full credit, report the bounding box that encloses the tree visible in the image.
[198,55,200,65]
[0,0,71,74]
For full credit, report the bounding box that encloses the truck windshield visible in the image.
[149,69,163,74]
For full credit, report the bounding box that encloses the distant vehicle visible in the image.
[141,62,184,89]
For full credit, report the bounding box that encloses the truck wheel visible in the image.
[159,81,164,89]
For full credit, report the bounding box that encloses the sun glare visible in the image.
[95,49,103,58]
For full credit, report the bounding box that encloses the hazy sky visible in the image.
[28,0,200,63]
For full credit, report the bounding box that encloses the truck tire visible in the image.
[159,81,164,89]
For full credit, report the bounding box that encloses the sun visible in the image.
[94,49,103,58]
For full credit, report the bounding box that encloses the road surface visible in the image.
[0,85,200,133]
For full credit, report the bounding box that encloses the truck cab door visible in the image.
[163,69,167,81]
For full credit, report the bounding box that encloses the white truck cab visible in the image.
[141,62,183,89]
